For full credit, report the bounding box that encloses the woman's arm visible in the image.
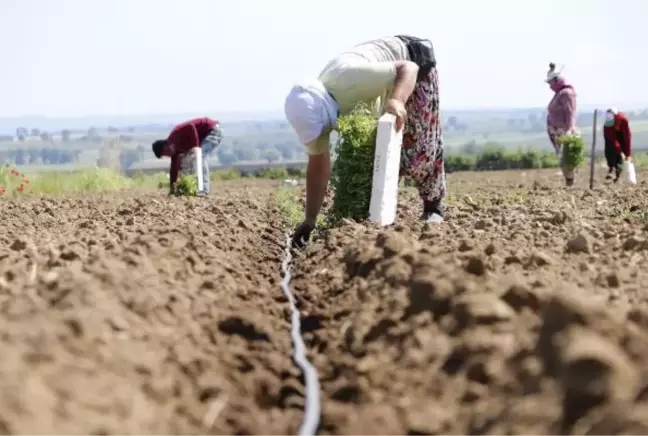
[304,152,331,226]
[389,61,419,105]
[620,118,632,157]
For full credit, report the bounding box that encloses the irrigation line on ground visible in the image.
[281,233,321,435]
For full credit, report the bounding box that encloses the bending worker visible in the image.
[603,107,632,182]
[151,117,223,196]
[284,35,447,248]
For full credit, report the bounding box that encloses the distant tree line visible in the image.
[3,107,647,171]
[5,107,648,144]
[9,126,138,144]
[0,140,562,172]
[216,138,302,165]
[0,148,80,165]
[100,136,305,170]
[5,119,295,143]
[445,143,559,172]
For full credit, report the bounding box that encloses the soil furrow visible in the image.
[2,169,648,435]
[0,183,303,435]
[290,169,648,435]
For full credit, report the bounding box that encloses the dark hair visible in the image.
[395,35,436,82]
[152,140,167,158]
[548,62,556,72]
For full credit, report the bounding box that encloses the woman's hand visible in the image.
[383,98,407,132]
[291,220,315,249]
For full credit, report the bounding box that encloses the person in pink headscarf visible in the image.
[545,62,580,186]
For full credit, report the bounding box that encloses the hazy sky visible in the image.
[2,0,645,117]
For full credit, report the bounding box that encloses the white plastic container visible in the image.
[369,113,403,226]
[180,147,204,192]
[625,160,637,185]
[195,147,204,192]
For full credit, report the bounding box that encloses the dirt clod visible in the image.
[566,231,594,254]
[463,254,486,276]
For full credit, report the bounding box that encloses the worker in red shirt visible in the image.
[603,107,632,182]
[152,117,223,195]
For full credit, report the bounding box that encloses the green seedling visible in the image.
[174,174,198,196]
[557,134,585,169]
[329,104,378,223]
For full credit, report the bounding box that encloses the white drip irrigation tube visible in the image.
[281,233,321,436]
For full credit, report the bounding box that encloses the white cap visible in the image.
[284,80,339,145]
[607,107,619,115]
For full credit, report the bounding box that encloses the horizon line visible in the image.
[2,103,647,120]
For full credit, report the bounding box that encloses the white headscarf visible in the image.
[545,62,564,83]
[605,107,618,124]
[284,80,339,145]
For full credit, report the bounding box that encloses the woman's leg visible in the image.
[400,67,446,221]
[201,126,224,155]
[200,153,210,194]
[560,152,575,186]
[604,142,616,179]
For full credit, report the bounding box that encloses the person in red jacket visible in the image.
[603,107,632,182]
[152,117,223,195]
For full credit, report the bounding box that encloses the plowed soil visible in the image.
[2,169,648,435]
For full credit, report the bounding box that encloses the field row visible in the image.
[0,169,647,434]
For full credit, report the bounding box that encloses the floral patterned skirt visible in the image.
[400,67,446,203]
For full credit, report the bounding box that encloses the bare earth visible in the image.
[2,169,648,435]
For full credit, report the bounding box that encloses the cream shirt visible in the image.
[306,37,409,155]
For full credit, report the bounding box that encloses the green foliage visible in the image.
[0,148,79,165]
[212,168,242,181]
[0,167,156,196]
[276,186,326,230]
[445,154,477,171]
[628,153,648,169]
[256,167,289,180]
[476,143,507,168]
[445,147,558,172]
[174,174,198,196]
[286,167,306,178]
[330,104,377,222]
[31,168,131,194]
[557,134,585,169]
[129,171,168,189]
[276,187,304,228]
[0,165,29,196]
